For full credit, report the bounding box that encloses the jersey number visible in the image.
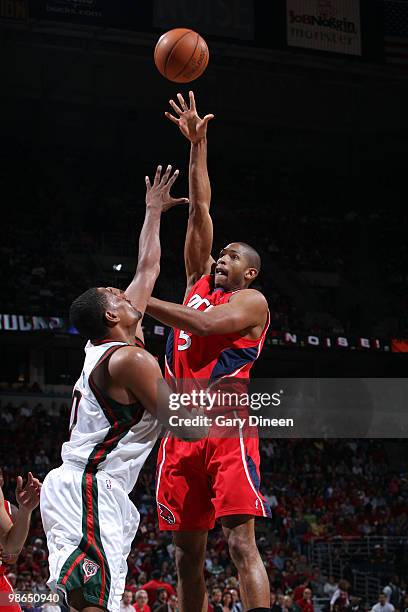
[69,389,82,438]
[177,294,213,352]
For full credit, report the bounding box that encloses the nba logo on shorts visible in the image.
[83,558,99,583]
[106,479,112,490]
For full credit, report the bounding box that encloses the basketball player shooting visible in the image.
[146,92,271,612]
[40,165,202,612]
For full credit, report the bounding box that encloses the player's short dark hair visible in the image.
[236,242,261,272]
[70,287,108,340]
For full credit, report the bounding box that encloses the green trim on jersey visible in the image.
[58,344,145,608]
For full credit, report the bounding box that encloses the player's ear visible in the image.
[105,309,120,327]
[245,267,258,281]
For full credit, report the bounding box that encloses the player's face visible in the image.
[98,287,141,328]
[214,243,257,290]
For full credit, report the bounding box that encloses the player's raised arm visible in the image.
[166,91,215,293]
[0,473,41,557]
[124,165,188,340]
[147,289,268,338]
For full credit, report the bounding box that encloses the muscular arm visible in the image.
[124,166,188,342]
[165,92,215,295]
[125,204,162,344]
[146,290,268,337]
[108,348,207,439]
[184,138,215,291]
[0,475,40,557]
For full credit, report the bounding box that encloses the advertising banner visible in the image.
[286,0,362,55]
[154,0,254,41]
[0,0,28,21]
[0,313,391,352]
[28,0,149,30]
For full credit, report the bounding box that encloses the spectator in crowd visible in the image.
[401,594,408,612]
[140,570,175,607]
[310,567,326,597]
[324,576,339,599]
[330,580,350,611]
[210,588,224,612]
[152,589,168,611]
[383,577,402,609]
[294,582,310,602]
[221,591,233,611]
[120,590,136,612]
[282,560,299,591]
[154,594,178,611]
[371,594,395,612]
[229,587,243,612]
[284,595,301,612]
[296,587,314,612]
[134,589,151,612]
[349,594,365,612]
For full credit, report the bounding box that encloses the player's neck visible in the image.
[107,325,137,345]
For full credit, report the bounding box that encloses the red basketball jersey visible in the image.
[0,501,13,577]
[165,275,269,385]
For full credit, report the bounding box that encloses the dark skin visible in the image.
[147,243,268,340]
[68,167,203,612]
[0,471,41,564]
[146,92,270,612]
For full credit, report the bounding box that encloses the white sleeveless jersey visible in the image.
[61,340,160,493]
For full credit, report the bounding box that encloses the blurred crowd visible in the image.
[1,148,407,339]
[1,400,407,611]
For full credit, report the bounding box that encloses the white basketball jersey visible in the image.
[61,340,160,493]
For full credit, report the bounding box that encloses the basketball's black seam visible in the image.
[172,32,200,81]
[162,30,193,78]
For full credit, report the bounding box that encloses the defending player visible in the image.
[0,468,41,612]
[40,166,194,612]
[146,93,271,612]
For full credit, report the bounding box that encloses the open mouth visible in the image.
[215,266,228,278]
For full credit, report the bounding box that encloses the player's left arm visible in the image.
[165,92,215,295]
[124,165,188,343]
[146,290,268,337]
[0,473,41,556]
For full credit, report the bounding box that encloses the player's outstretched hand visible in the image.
[15,472,41,512]
[165,91,214,143]
[145,164,189,213]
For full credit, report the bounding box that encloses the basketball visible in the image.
[154,28,209,83]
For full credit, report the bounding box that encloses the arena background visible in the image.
[0,1,407,611]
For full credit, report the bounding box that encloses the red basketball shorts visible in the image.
[155,430,271,531]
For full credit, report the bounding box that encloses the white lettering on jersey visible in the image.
[186,294,211,310]
[177,293,214,351]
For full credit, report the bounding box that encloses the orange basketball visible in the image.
[154,28,209,83]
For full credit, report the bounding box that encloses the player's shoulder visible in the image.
[230,288,268,308]
[108,345,160,380]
